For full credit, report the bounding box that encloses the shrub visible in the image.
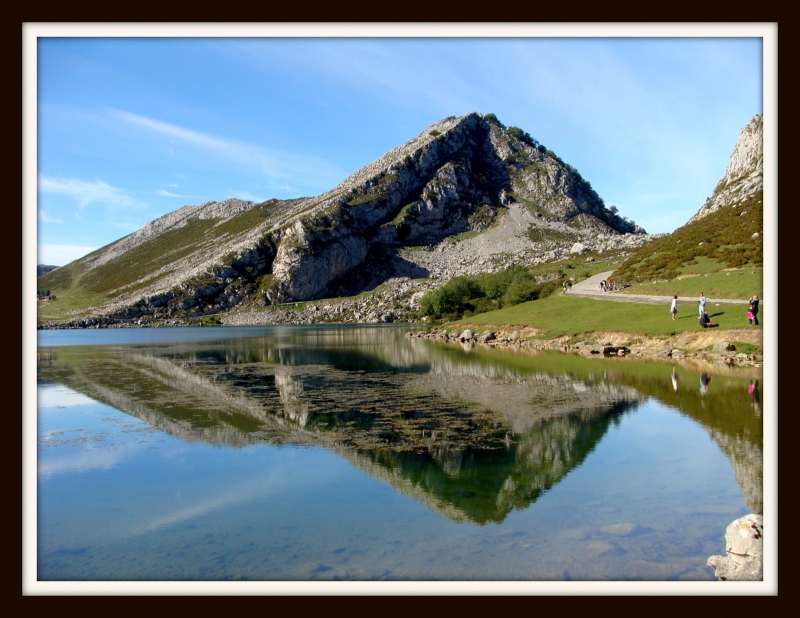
[507,126,538,149]
[506,279,539,306]
[484,113,506,128]
[419,276,481,318]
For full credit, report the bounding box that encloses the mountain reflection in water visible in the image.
[37,325,762,522]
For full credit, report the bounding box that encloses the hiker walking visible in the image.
[698,292,706,316]
[748,295,760,325]
[670,295,678,321]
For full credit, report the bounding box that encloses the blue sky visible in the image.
[36,34,763,266]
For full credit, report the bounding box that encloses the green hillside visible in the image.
[614,191,762,284]
[37,201,281,322]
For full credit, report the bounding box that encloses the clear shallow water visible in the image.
[37,325,762,581]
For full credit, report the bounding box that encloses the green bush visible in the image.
[419,276,481,318]
[484,113,505,128]
[507,126,538,149]
[418,264,568,320]
[506,279,539,305]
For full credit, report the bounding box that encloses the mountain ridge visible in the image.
[39,112,654,327]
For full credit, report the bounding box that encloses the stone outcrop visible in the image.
[688,114,763,223]
[707,514,763,581]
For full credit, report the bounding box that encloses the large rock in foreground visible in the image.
[707,514,763,581]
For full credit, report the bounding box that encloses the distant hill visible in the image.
[39,112,654,326]
[37,264,58,277]
[614,114,763,283]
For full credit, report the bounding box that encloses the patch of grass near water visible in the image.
[454,294,754,338]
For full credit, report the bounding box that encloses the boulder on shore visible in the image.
[707,514,763,581]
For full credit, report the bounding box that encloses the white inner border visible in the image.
[23,22,778,596]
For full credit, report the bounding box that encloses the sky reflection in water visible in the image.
[37,325,762,581]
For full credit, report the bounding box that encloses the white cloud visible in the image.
[167,183,179,188]
[107,108,341,183]
[157,189,192,198]
[38,244,98,266]
[38,175,144,211]
[225,191,264,203]
[38,210,62,223]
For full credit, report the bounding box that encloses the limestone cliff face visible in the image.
[47,112,649,322]
[688,114,763,223]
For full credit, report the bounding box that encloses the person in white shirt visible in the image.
[670,295,678,321]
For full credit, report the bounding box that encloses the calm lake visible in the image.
[36,324,762,581]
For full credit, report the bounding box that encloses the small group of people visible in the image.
[669,291,712,325]
[562,280,573,293]
[599,279,628,292]
[670,291,760,327]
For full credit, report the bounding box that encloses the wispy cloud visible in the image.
[107,108,341,184]
[38,175,144,211]
[167,183,179,188]
[225,190,264,203]
[157,189,192,198]
[38,210,62,223]
[38,243,99,266]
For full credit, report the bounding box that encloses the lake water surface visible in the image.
[36,325,762,581]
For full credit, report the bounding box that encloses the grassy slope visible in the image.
[614,191,762,284]
[615,265,762,300]
[453,293,760,338]
[37,202,283,322]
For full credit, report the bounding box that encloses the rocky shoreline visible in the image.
[407,326,763,368]
[39,311,762,370]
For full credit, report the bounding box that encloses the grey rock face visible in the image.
[707,514,763,581]
[689,114,763,223]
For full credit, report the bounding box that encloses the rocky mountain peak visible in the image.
[41,112,656,326]
[688,114,763,223]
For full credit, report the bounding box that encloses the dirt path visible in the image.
[567,270,749,306]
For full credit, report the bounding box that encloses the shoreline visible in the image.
[408,325,763,369]
[37,316,763,371]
